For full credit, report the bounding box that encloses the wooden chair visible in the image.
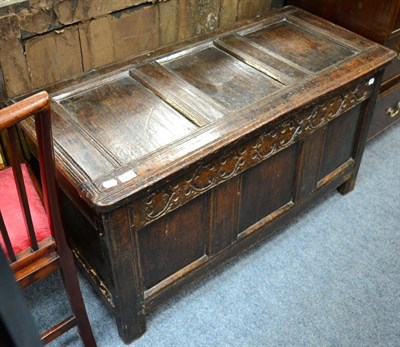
[0,92,97,346]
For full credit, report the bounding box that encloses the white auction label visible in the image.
[118,170,137,183]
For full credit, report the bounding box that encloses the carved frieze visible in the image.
[133,79,373,230]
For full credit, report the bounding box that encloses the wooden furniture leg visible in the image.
[339,71,384,194]
[104,206,146,343]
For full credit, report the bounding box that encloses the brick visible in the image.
[0,38,31,97]
[25,25,83,89]
[112,5,160,61]
[79,16,115,71]
[178,0,221,41]
[0,14,20,39]
[159,0,178,46]
[53,0,89,25]
[18,7,52,34]
[219,0,239,28]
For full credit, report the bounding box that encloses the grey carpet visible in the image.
[25,123,400,347]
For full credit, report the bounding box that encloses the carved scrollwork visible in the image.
[133,79,373,229]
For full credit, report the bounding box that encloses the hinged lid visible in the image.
[22,7,395,210]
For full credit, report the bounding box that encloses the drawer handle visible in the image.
[386,101,400,118]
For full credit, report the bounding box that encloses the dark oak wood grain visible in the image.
[18,7,395,343]
[287,1,400,138]
[295,127,325,200]
[131,62,224,124]
[209,176,240,255]
[59,75,198,165]
[139,196,208,289]
[238,144,298,232]
[318,105,361,181]
[160,46,282,110]
[241,21,354,72]
[103,206,145,341]
[215,34,308,84]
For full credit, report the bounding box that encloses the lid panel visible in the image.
[215,34,309,84]
[242,21,354,72]
[51,110,116,180]
[59,76,198,165]
[161,46,283,111]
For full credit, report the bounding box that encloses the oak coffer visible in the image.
[20,6,395,343]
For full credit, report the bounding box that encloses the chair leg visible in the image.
[58,247,97,347]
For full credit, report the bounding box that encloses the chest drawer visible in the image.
[368,83,400,139]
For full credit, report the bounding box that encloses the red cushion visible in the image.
[0,164,51,256]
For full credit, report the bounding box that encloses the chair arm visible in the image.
[0,92,50,130]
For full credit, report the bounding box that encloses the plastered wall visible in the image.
[0,0,272,99]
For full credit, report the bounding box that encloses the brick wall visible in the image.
[0,0,272,99]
